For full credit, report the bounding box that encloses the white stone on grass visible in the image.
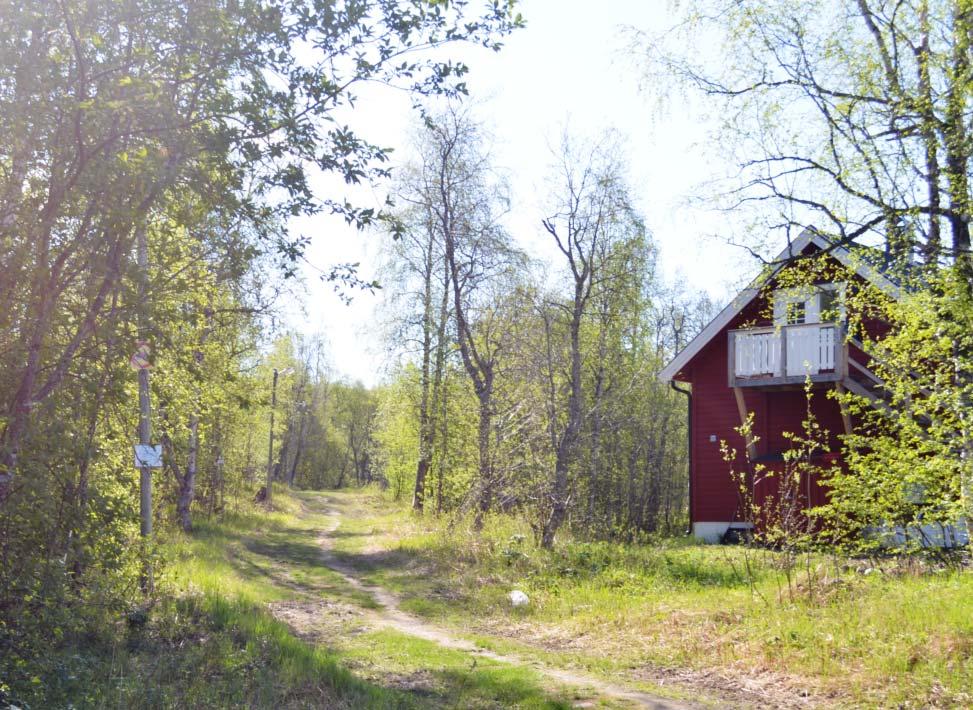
[508,590,529,607]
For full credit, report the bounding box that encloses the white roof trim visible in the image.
[658,286,760,383]
[658,229,898,383]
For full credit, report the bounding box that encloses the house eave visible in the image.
[658,287,759,383]
[657,229,899,384]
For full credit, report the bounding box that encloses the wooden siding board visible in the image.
[691,326,763,522]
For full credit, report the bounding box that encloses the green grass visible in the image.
[89,593,398,709]
[337,628,580,709]
[5,486,591,709]
[166,491,377,609]
[323,488,973,708]
[18,485,970,708]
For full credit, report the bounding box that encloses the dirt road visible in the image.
[309,495,694,710]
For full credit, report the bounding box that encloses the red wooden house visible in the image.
[659,230,899,542]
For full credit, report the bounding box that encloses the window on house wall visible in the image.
[774,282,846,326]
[786,300,807,325]
[774,288,816,326]
[818,283,846,323]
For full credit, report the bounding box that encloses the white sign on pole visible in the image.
[134,444,163,469]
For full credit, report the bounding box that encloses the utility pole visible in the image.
[136,226,153,592]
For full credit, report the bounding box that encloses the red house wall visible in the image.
[764,390,844,454]
[689,334,746,523]
[684,272,869,526]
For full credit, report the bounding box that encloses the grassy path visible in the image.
[43,486,972,708]
[310,489,973,709]
[307,490,788,709]
[184,486,672,709]
[304,494,690,710]
[162,488,620,708]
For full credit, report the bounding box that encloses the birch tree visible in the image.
[380,164,454,512]
[539,133,646,548]
[635,0,973,281]
[397,104,521,524]
[0,0,522,497]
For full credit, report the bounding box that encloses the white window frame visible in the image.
[773,282,845,327]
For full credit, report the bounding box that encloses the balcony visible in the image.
[728,322,847,387]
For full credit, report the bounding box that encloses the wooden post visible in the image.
[136,226,153,593]
[727,331,737,387]
[733,386,758,460]
[840,324,849,379]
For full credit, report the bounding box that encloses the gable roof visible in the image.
[658,229,900,383]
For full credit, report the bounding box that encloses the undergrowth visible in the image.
[3,592,393,709]
[2,487,581,709]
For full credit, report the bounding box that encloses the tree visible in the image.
[0,0,522,497]
[0,1,523,685]
[399,102,522,525]
[367,239,710,540]
[819,268,973,548]
[333,382,379,485]
[538,132,647,548]
[379,153,455,512]
[635,0,973,281]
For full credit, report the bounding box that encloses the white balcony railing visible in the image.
[729,323,845,386]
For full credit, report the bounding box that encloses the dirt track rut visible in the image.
[312,497,693,710]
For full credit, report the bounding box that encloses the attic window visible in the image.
[820,287,841,321]
[773,282,846,326]
[786,301,806,325]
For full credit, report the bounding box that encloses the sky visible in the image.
[283,0,756,386]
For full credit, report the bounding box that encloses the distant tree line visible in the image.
[362,105,717,544]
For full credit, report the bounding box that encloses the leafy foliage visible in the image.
[369,111,716,540]
[0,0,521,702]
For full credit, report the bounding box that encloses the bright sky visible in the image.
[284,0,755,386]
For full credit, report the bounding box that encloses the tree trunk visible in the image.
[627,441,642,532]
[412,264,434,512]
[915,0,942,265]
[177,318,213,531]
[944,3,973,287]
[177,413,199,532]
[436,371,449,515]
[588,362,606,529]
[71,335,116,582]
[541,297,585,549]
[243,424,254,485]
[0,280,56,497]
[415,249,451,512]
[430,265,451,515]
[288,408,308,487]
[473,384,494,530]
